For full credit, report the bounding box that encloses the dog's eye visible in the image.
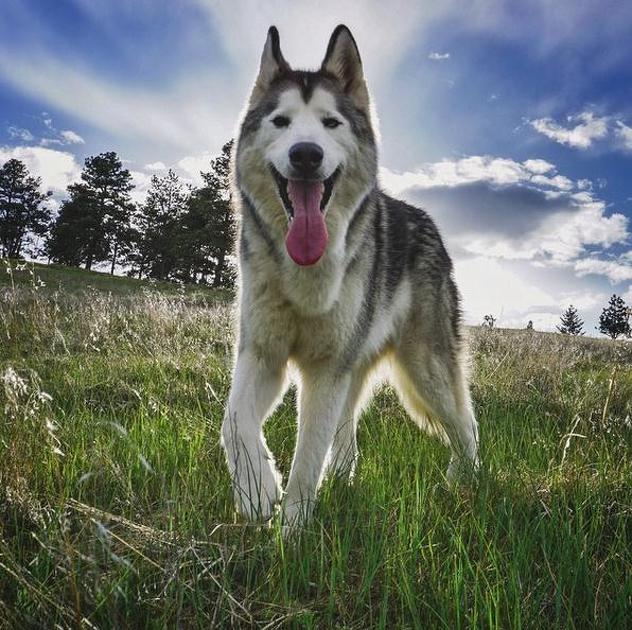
[272,115,290,128]
[322,117,342,129]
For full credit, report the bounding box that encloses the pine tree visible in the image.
[208,140,235,287]
[598,295,631,339]
[48,152,134,271]
[177,140,236,286]
[128,170,189,280]
[557,305,584,335]
[0,159,52,259]
[47,188,106,266]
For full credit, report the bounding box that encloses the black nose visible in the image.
[289,142,323,176]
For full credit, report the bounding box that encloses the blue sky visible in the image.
[2,0,632,332]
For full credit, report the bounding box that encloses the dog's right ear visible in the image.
[250,26,291,105]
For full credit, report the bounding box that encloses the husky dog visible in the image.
[222,24,479,527]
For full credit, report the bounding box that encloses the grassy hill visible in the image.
[0,259,232,300]
[1,260,631,628]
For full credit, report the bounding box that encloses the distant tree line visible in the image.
[482,294,632,339]
[4,149,632,336]
[0,140,236,287]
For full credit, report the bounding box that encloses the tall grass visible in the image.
[1,261,631,628]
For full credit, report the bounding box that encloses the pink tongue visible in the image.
[285,180,328,266]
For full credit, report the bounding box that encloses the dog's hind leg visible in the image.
[282,369,351,526]
[221,349,287,521]
[393,338,479,483]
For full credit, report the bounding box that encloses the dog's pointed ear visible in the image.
[251,26,291,105]
[321,25,369,111]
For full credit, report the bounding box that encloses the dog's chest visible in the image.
[246,283,362,366]
[241,246,376,366]
[290,310,354,365]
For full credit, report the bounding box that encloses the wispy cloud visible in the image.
[0,0,445,160]
[428,51,450,61]
[530,112,608,149]
[530,111,632,153]
[0,54,242,156]
[614,121,632,151]
[7,126,34,142]
[59,130,85,145]
[6,114,86,148]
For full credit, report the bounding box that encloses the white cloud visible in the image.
[0,145,81,193]
[7,126,35,142]
[20,114,87,147]
[530,173,574,191]
[454,256,558,325]
[428,52,450,60]
[523,158,555,175]
[464,204,625,265]
[574,258,632,283]
[530,113,632,154]
[455,259,611,332]
[457,273,613,333]
[380,155,582,195]
[614,121,632,151]
[380,156,530,192]
[532,201,627,261]
[559,290,608,311]
[144,161,167,171]
[530,112,608,149]
[59,130,85,144]
[177,153,213,185]
[380,155,627,269]
[129,170,153,205]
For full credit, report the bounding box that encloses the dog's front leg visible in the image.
[221,349,286,521]
[282,370,351,528]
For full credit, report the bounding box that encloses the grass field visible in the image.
[1,259,631,628]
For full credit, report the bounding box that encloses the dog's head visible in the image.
[235,25,377,267]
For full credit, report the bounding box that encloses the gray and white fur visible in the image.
[222,24,479,527]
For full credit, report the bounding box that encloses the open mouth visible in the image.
[271,166,340,266]
[271,166,339,220]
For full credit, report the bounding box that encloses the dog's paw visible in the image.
[446,454,480,488]
[278,497,313,533]
[233,490,280,523]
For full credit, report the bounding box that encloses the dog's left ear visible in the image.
[321,25,369,111]
[251,26,291,105]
